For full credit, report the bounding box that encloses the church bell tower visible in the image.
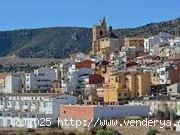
[92,17,107,54]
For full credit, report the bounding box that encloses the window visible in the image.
[38,73,45,76]
[169,88,172,92]
[100,31,103,36]
[7,102,10,106]
[115,77,118,82]
[119,77,122,83]
[24,101,27,105]
[0,102,3,105]
[161,71,165,75]
[32,101,36,105]
[44,102,47,107]
[32,114,36,118]
[26,85,29,89]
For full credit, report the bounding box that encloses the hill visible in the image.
[0,18,179,58]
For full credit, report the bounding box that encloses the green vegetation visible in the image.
[0,27,91,58]
[115,18,180,38]
[96,128,113,135]
[0,64,38,73]
[0,18,179,58]
[147,129,159,135]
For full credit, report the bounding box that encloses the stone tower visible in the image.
[92,17,108,54]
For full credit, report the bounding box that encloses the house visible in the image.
[143,61,180,85]
[109,52,126,68]
[154,45,180,59]
[83,74,104,104]
[144,32,173,55]
[75,59,95,69]
[0,73,22,94]
[167,83,180,96]
[135,55,160,65]
[50,80,62,93]
[122,37,144,59]
[124,37,144,48]
[169,37,180,47]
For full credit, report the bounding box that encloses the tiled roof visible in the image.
[89,74,104,84]
[75,60,95,69]
[96,60,109,67]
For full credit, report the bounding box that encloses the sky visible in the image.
[0,0,179,31]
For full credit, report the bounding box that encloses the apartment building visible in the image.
[148,62,180,85]
[167,83,180,96]
[61,59,98,94]
[0,93,77,128]
[25,67,57,91]
[97,70,151,104]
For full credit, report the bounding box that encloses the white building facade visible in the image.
[62,66,94,94]
[0,94,77,128]
[0,74,22,94]
[144,32,173,55]
[25,67,57,91]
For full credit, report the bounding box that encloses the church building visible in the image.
[92,18,120,56]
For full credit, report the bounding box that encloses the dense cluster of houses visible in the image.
[0,18,179,129]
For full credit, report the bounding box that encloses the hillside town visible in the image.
[0,18,180,134]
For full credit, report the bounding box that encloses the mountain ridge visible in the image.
[0,18,179,58]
